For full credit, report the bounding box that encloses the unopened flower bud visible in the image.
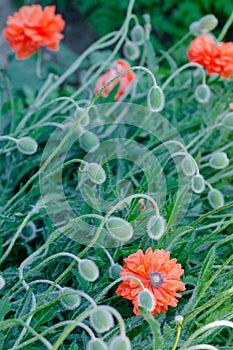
[147,86,165,112]
[195,84,211,103]
[87,338,108,350]
[90,308,114,333]
[208,189,224,209]
[106,217,133,242]
[189,21,201,36]
[199,14,218,32]
[175,315,184,325]
[109,336,131,350]
[17,137,38,155]
[138,289,155,312]
[21,221,37,241]
[147,215,166,240]
[78,259,99,282]
[60,287,81,310]
[0,275,5,290]
[80,131,99,153]
[131,24,145,45]
[222,112,233,130]
[123,40,140,60]
[181,156,196,176]
[109,264,122,279]
[84,163,106,184]
[191,174,205,193]
[209,152,229,169]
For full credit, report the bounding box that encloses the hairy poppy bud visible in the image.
[123,40,140,60]
[209,152,229,169]
[0,275,5,290]
[109,264,122,279]
[223,112,233,130]
[195,84,211,103]
[21,221,37,241]
[131,24,145,45]
[87,338,108,350]
[191,174,205,193]
[17,137,38,155]
[147,215,166,240]
[147,86,165,112]
[60,287,81,310]
[106,217,133,242]
[78,259,99,282]
[84,163,106,184]
[80,131,99,153]
[109,336,131,350]
[208,189,224,209]
[138,289,155,312]
[181,156,196,176]
[90,308,114,333]
[199,14,218,32]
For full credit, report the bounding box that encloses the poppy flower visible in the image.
[94,60,135,100]
[187,34,233,79]
[116,248,185,316]
[229,103,233,110]
[3,5,65,59]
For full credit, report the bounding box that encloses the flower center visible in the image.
[149,272,164,288]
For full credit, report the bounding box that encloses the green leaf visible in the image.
[138,307,163,349]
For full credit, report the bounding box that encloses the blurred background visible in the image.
[1,0,233,55]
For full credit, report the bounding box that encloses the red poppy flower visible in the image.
[229,103,233,110]
[116,248,185,316]
[3,5,65,59]
[94,60,135,100]
[187,34,233,79]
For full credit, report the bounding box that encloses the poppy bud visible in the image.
[138,289,155,312]
[17,137,38,155]
[191,174,205,193]
[84,163,106,184]
[123,40,140,60]
[189,21,201,36]
[21,221,37,241]
[80,131,99,153]
[195,84,211,103]
[0,275,5,290]
[60,287,81,310]
[199,14,218,32]
[147,215,166,240]
[90,308,114,333]
[78,259,99,282]
[147,86,165,112]
[109,264,122,279]
[109,336,131,350]
[106,217,133,242]
[209,152,229,169]
[223,112,233,130]
[175,315,184,325]
[181,156,196,176]
[131,24,145,45]
[87,338,108,350]
[208,189,224,209]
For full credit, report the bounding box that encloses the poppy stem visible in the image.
[218,10,233,41]
[171,324,181,350]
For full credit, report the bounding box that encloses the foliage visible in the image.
[1,1,233,350]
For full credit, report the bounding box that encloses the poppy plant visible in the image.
[116,248,185,316]
[3,5,65,59]
[94,59,136,100]
[187,34,233,79]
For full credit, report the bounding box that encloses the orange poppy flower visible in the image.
[116,248,185,316]
[139,198,154,211]
[94,60,135,100]
[3,5,65,59]
[187,34,233,79]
